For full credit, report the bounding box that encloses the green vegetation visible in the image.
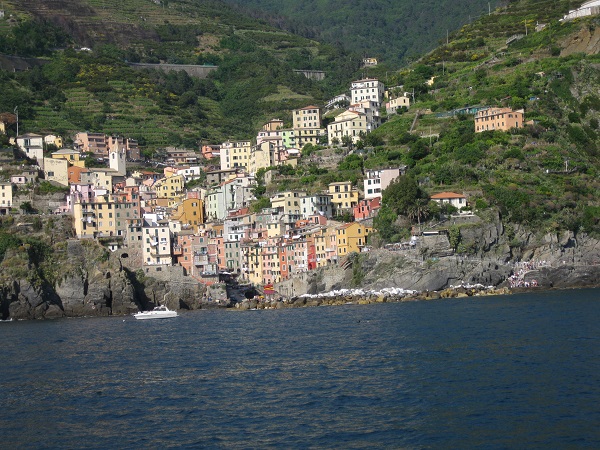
[222,0,502,66]
[0,0,360,148]
[1,0,599,243]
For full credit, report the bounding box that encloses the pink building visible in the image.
[354,197,381,221]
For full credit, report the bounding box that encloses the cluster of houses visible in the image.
[0,77,470,288]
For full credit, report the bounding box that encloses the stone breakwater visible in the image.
[235,285,511,310]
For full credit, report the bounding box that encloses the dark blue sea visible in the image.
[2,288,600,449]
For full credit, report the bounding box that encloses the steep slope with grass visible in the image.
[0,0,360,148]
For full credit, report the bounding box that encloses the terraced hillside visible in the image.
[9,0,319,63]
[0,0,359,148]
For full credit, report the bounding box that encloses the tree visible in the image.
[20,201,35,214]
[0,112,17,127]
[373,205,400,241]
[341,135,353,148]
[382,175,429,222]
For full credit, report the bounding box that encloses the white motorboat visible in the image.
[133,305,178,320]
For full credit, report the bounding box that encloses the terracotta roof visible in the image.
[430,192,466,199]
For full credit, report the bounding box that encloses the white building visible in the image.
[0,182,13,214]
[350,78,385,108]
[363,168,404,199]
[430,192,468,210]
[176,166,202,182]
[204,185,228,221]
[109,148,127,176]
[142,219,172,266]
[561,0,600,21]
[325,94,350,110]
[16,133,44,161]
[299,194,333,219]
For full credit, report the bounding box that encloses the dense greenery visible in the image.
[0,0,360,147]
[222,0,502,66]
[0,19,70,56]
[1,0,599,243]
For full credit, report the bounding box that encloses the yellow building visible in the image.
[45,135,64,149]
[249,140,274,176]
[43,157,69,187]
[173,197,205,232]
[328,181,359,216]
[293,106,324,147]
[51,149,85,168]
[336,222,371,257]
[270,190,306,216]
[242,243,264,285]
[266,221,283,238]
[327,110,368,145]
[474,107,524,133]
[82,168,119,190]
[307,226,331,268]
[154,174,185,199]
[220,140,252,172]
[73,193,139,239]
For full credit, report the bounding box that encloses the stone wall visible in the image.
[128,63,218,78]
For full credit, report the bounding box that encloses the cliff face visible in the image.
[2,216,599,320]
[0,239,225,321]
[279,220,600,297]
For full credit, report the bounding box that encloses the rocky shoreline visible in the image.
[235,285,513,310]
[2,228,600,320]
[235,279,600,311]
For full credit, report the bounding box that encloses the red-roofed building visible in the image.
[430,192,467,210]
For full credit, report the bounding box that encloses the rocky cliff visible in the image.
[276,217,600,297]
[2,214,599,321]
[0,237,228,321]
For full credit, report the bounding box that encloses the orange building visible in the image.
[474,107,524,133]
[68,166,90,184]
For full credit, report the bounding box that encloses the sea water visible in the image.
[2,288,599,448]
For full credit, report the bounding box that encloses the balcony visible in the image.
[149,246,171,257]
[194,254,209,266]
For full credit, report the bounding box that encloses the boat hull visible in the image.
[133,311,178,320]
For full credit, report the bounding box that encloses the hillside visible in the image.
[221,0,503,66]
[0,0,360,147]
[368,1,600,237]
[257,0,600,239]
[0,0,599,238]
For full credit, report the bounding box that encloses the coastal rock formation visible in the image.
[275,225,600,298]
[0,240,215,320]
